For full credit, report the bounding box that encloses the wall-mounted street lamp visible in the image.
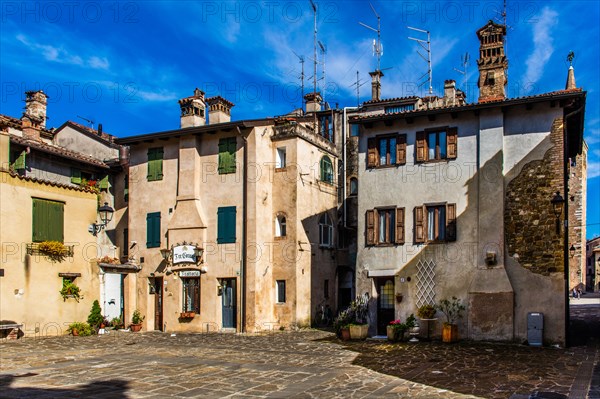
[89,202,114,236]
[569,244,576,258]
[160,243,204,264]
[550,191,565,235]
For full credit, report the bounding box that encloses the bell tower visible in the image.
[476,21,508,102]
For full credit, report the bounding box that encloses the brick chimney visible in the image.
[21,90,48,140]
[369,70,384,101]
[206,96,234,124]
[476,21,508,102]
[304,92,322,113]
[178,88,206,128]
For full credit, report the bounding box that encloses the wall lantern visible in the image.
[569,244,576,258]
[89,202,114,236]
[550,191,564,235]
[160,248,172,262]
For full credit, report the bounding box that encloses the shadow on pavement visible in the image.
[570,304,600,347]
[0,374,130,398]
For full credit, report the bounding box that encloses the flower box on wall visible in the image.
[180,312,196,319]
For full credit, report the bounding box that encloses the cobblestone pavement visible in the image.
[0,325,594,399]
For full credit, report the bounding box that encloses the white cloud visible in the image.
[89,56,110,70]
[137,90,178,102]
[588,161,600,179]
[16,34,108,70]
[523,7,559,90]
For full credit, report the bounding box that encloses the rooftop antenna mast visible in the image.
[318,40,327,104]
[292,50,305,112]
[407,26,432,95]
[349,70,368,107]
[494,0,510,78]
[453,52,470,100]
[77,115,95,129]
[310,0,318,95]
[359,3,382,72]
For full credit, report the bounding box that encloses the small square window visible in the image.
[276,147,286,168]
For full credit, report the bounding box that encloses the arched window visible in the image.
[319,213,334,248]
[275,214,287,237]
[320,156,333,184]
[350,177,358,196]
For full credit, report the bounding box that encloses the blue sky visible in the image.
[1,0,599,237]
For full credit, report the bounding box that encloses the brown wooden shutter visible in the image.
[416,131,426,162]
[446,203,457,241]
[447,127,458,159]
[396,134,406,165]
[367,138,378,168]
[414,206,425,243]
[366,209,376,246]
[395,207,405,244]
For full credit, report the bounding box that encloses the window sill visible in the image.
[416,159,451,165]
[366,243,404,248]
[367,163,406,169]
[275,167,287,172]
[274,236,287,241]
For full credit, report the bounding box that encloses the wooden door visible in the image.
[154,277,163,331]
[377,278,395,335]
[221,278,237,328]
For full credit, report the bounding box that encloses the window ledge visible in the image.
[275,167,287,172]
[274,236,287,241]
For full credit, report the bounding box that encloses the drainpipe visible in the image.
[563,104,584,348]
[238,126,248,333]
[342,107,358,228]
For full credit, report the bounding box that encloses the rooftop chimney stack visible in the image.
[21,90,48,141]
[304,92,322,113]
[206,96,235,124]
[476,21,508,102]
[444,80,457,106]
[369,70,384,101]
[179,88,206,128]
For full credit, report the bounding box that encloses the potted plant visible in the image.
[387,314,416,342]
[333,308,353,341]
[60,280,82,302]
[87,300,104,330]
[39,240,68,262]
[180,311,196,319]
[436,296,465,343]
[110,317,123,330]
[348,294,369,340]
[67,322,93,336]
[130,309,144,332]
[417,304,436,319]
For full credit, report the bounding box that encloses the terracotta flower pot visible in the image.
[442,323,459,343]
[340,328,351,341]
[130,323,142,332]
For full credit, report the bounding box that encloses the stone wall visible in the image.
[568,147,587,290]
[504,118,564,275]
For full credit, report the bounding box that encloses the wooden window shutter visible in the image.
[446,203,457,241]
[217,206,237,244]
[414,206,425,243]
[147,149,156,179]
[228,137,237,173]
[219,138,236,174]
[146,212,161,248]
[49,201,64,243]
[396,134,407,165]
[98,175,109,189]
[156,148,164,179]
[395,207,405,244]
[366,209,376,246]
[14,151,26,170]
[33,199,63,242]
[71,168,82,184]
[447,127,458,159]
[416,131,426,162]
[367,138,378,168]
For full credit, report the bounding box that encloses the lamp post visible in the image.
[89,202,114,236]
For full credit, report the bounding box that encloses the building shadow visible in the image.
[0,374,130,398]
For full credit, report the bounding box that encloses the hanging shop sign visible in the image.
[172,245,197,265]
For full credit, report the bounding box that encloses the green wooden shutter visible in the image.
[156,148,164,179]
[227,138,236,173]
[14,151,26,170]
[98,175,109,189]
[147,148,164,181]
[217,206,236,243]
[146,212,161,248]
[71,168,82,184]
[32,199,64,242]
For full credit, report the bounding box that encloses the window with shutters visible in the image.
[11,150,26,174]
[275,214,287,238]
[147,147,164,181]
[367,134,406,168]
[217,206,237,244]
[415,127,457,163]
[365,207,405,246]
[182,278,200,313]
[32,198,64,242]
[146,212,161,248]
[413,203,457,243]
[320,156,333,184]
[276,280,286,303]
[218,137,237,174]
[319,114,333,142]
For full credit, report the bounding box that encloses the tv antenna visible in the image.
[359,3,382,72]
[349,71,368,107]
[453,52,470,99]
[292,50,305,111]
[77,115,95,129]
[310,0,318,96]
[318,40,327,103]
[407,26,432,95]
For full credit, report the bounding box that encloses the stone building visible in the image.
[115,90,342,332]
[350,21,587,345]
[0,91,126,335]
[586,236,600,291]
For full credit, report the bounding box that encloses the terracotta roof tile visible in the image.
[3,170,99,193]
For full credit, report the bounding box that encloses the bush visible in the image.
[333,293,370,335]
[60,280,82,302]
[436,297,465,325]
[131,309,145,324]
[67,322,93,336]
[417,304,436,319]
[87,300,104,328]
[388,314,416,341]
